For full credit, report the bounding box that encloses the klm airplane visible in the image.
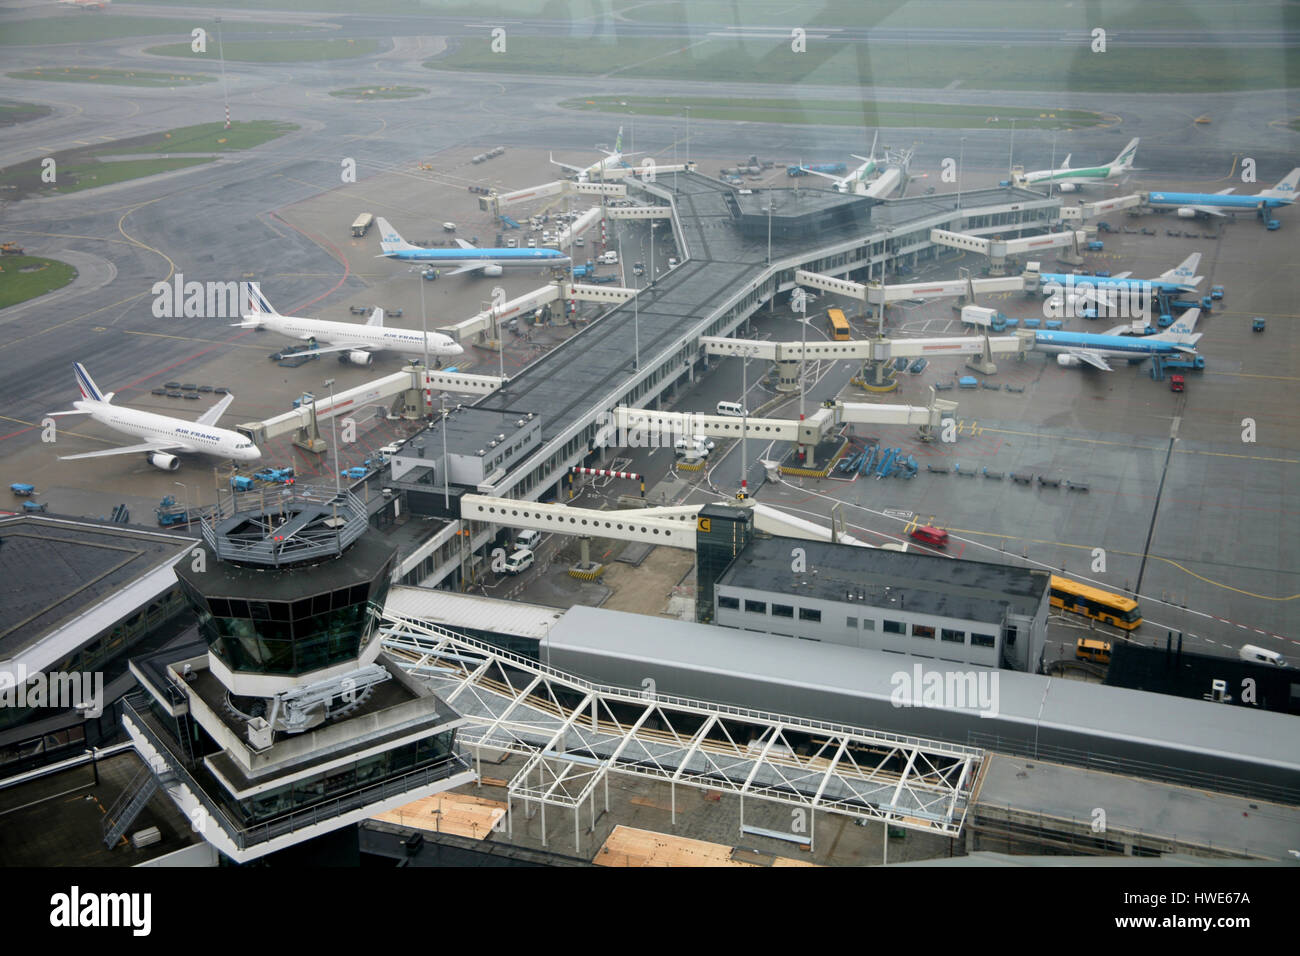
[376,217,570,276]
[1147,168,1300,218]
[1037,253,1204,300]
[1035,309,1203,371]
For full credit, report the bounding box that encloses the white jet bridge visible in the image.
[930,227,1087,273]
[235,366,502,449]
[794,268,1025,312]
[380,616,981,855]
[1057,194,1146,221]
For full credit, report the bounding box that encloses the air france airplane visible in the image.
[234,288,463,366]
[376,217,570,275]
[1019,138,1140,192]
[1035,309,1203,371]
[549,126,636,182]
[1147,168,1300,218]
[49,363,260,471]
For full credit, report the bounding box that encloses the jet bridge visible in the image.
[930,228,1086,274]
[236,366,502,448]
[439,285,561,344]
[484,180,626,213]
[1058,194,1146,221]
[793,269,1025,311]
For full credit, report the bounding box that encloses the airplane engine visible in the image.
[1058,183,1079,193]
[483,264,504,277]
[1176,207,1198,218]
[148,452,181,472]
[344,350,373,366]
[1056,354,1082,368]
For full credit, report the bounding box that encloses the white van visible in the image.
[515,529,541,550]
[716,401,747,417]
[599,250,619,265]
[502,548,534,575]
[1238,644,1287,667]
[442,222,456,232]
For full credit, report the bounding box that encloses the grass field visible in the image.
[90,120,298,155]
[0,256,78,311]
[329,86,428,100]
[147,37,380,63]
[563,95,1105,130]
[433,37,1297,93]
[8,67,216,87]
[0,121,296,199]
[0,15,315,46]
[0,101,53,128]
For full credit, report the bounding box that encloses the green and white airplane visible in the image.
[1016,137,1139,193]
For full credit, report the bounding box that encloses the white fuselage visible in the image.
[259,314,463,356]
[81,401,259,461]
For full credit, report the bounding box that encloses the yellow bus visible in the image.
[827,308,850,340]
[1049,575,1142,631]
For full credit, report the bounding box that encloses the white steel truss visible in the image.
[380,613,982,852]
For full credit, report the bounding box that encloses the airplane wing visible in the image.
[1214,188,1236,195]
[1184,204,1227,217]
[453,238,477,250]
[1102,323,1137,336]
[195,392,236,428]
[1111,272,1133,280]
[548,153,584,175]
[445,261,493,276]
[799,168,847,184]
[365,307,384,328]
[60,439,189,461]
[1066,349,1113,371]
[287,342,372,357]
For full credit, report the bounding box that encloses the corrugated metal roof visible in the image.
[384,586,563,639]
[544,606,1300,774]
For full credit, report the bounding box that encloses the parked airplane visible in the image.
[234,288,463,366]
[1035,311,1202,371]
[550,126,635,182]
[49,363,259,471]
[376,217,569,275]
[800,135,911,199]
[1038,252,1204,303]
[1017,138,1140,192]
[798,133,881,194]
[1147,168,1300,218]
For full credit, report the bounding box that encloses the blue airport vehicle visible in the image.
[292,392,315,409]
[1086,241,1104,251]
[589,273,619,284]
[254,467,295,484]
[1001,317,1019,329]
[875,447,896,477]
[1266,220,1280,231]
[22,500,47,513]
[1162,355,1206,370]
[1158,314,1174,328]
[1044,320,1064,331]
[10,483,35,496]
[1252,318,1266,332]
[958,376,978,389]
[1023,318,1041,329]
[1210,285,1224,299]
[500,215,521,229]
[909,358,928,374]
[892,357,909,372]
[1094,270,1111,278]
[998,179,1012,187]
[422,268,440,281]
[230,475,255,492]
[1169,299,1200,313]
[1200,296,1213,310]
[340,467,368,480]
[1095,222,1113,233]
[1079,309,1097,320]
[859,445,878,475]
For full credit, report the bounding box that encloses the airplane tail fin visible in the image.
[613,126,623,155]
[1152,308,1203,338]
[1158,252,1202,286]
[1061,154,1072,170]
[1261,167,1300,199]
[376,217,417,255]
[1113,137,1140,170]
[73,362,109,404]
[366,307,384,328]
[234,284,276,326]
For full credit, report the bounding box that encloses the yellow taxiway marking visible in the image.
[0,414,110,445]
[121,329,267,349]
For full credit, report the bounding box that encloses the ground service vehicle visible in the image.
[1170,374,1185,392]
[502,548,534,574]
[1050,575,1142,630]
[1238,644,1286,666]
[350,213,374,238]
[1075,638,1112,664]
[716,401,746,417]
[516,529,541,550]
[909,525,948,547]
[827,307,851,340]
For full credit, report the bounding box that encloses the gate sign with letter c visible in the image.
[697,517,711,533]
